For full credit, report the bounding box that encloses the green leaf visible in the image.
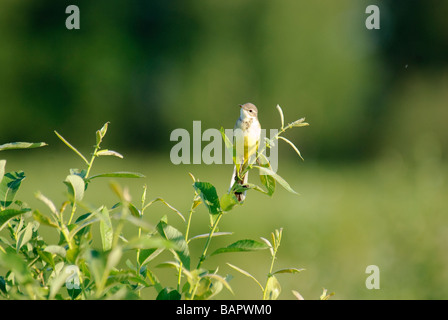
[156,262,193,281]
[0,142,47,152]
[156,220,190,270]
[124,215,153,231]
[35,192,59,220]
[0,171,25,209]
[256,153,276,196]
[146,267,163,293]
[272,268,305,275]
[0,251,33,284]
[32,210,58,228]
[88,172,145,180]
[278,136,304,161]
[64,174,85,202]
[220,193,239,212]
[193,182,221,215]
[290,117,309,128]
[253,166,299,195]
[91,248,123,294]
[0,208,30,230]
[126,236,176,250]
[96,149,123,159]
[259,172,275,196]
[44,245,67,258]
[0,276,6,294]
[0,160,5,184]
[220,127,236,166]
[265,276,281,300]
[128,202,140,218]
[86,249,106,287]
[141,184,148,208]
[320,288,335,300]
[108,269,150,288]
[37,249,55,268]
[69,168,87,179]
[189,272,233,300]
[156,287,181,300]
[235,183,267,195]
[68,213,100,241]
[96,122,110,145]
[99,207,113,251]
[211,239,269,256]
[106,247,122,271]
[138,248,164,267]
[204,273,234,297]
[226,263,264,291]
[16,222,34,252]
[260,237,274,256]
[143,198,185,222]
[189,232,233,242]
[54,131,89,165]
[0,236,11,247]
[292,290,305,300]
[191,277,214,300]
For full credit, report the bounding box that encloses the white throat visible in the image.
[240,109,255,120]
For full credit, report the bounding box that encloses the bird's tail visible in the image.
[229,165,249,202]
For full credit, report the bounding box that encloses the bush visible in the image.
[0,107,326,300]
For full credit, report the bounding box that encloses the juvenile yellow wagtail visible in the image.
[229,103,261,202]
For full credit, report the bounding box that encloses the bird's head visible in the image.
[239,103,258,119]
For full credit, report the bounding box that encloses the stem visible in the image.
[67,203,77,225]
[262,229,282,300]
[136,227,142,266]
[262,248,278,300]
[136,185,148,271]
[176,266,183,293]
[196,212,223,269]
[68,142,100,225]
[27,256,40,268]
[268,253,277,275]
[136,226,142,298]
[60,225,75,251]
[185,196,198,243]
[112,219,125,249]
[177,193,198,291]
[85,145,100,179]
[189,281,200,300]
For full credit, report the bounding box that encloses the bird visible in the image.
[229,103,261,202]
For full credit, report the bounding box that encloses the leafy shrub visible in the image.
[0,106,324,300]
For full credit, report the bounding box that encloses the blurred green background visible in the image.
[1,0,448,299]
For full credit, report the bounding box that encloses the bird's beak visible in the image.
[239,104,243,108]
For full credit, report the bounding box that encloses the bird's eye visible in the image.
[249,110,253,113]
